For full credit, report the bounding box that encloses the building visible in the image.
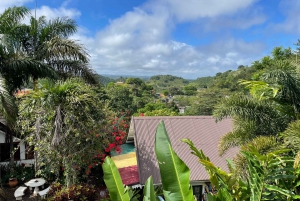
[112,116,238,200]
[0,117,34,165]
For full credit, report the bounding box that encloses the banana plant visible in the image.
[155,121,195,201]
[183,138,300,201]
[143,176,156,201]
[207,188,233,201]
[182,138,249,200]
[102,121,195,201]
[102,157,130,201]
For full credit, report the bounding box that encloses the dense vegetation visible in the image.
[2,5,300,201]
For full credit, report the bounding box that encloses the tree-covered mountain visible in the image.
[95,74,116,86]
[146,75,190,92]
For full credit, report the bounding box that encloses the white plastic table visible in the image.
[25,178,46,195]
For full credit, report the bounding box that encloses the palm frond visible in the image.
[40,37,89,62]
[48,60,98,84]
[218,119,256,155]
[43,17,77,39]
[261,60,300,114]
[281,120,300,153]
[213,94,289,135]
[0,55,57,90]
[0,6,30,34]
[233,136,280,180]
[0,78,17,126]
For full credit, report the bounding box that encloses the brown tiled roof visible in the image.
[131,116,238,184]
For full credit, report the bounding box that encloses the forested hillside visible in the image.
[146,75,190,91]
[95,74,116,86]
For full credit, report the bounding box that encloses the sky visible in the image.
[1,0,300,79]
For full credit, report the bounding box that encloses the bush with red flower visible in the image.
[18,79,131,187]
[87,111,131,175]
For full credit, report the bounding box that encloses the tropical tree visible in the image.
[183,139,300,201]
[16,13,97,86]
[214,54,300,154]
[18,78,112,186]
[106,85,135,114]
[0,6,56,174]
[0,6,56,92]
[135,102,179,116]
[213,94,290,155]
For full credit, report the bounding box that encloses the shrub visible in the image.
[0,163,35,184]
[47,182,96,201]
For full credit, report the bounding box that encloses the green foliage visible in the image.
[103,157,130,201]
[207,189,233,201]
[243,148,299,201]
[95,74,115,86]
[184,88,231,115]
[106,85,135,113]
[0,163,35,184]
[182,138,246,199]
[155,121,195,201]
[143,176,156,201]
[0,78,17,126]
[281,120,300,156]
[210,66,256,91]
[147,75,189,91]
[191,76,214,88]
[103,121,195,201]
[138,102,169,113]
[232,136,281,179]
[125,78,144,86]
[47,182,97,201]
[18,78,111,186]
[183,139,300,201]
[183,85,197,96]
[213,94,290,153]
[136,102,178,116]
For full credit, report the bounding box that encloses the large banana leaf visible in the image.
[143,176,156,201]
[102,157,130,201]
[155,121,194,201]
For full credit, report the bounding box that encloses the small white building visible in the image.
[0,117,34,165]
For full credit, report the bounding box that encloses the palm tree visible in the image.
[0,6,98,175]
[214,59,300,155]
[0,6,56,92]
[214,94,290,155]
[17,15,97,86]
[0,6,57,173]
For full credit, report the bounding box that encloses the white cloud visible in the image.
[1,0,269,79]
[65,0,265,79]
[148,0,259,22]
[34,5,80,20]
[0,0,33,13]
[269,0,300,34]
[0,0,80,20]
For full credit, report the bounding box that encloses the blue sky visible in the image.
[1,0,300,79]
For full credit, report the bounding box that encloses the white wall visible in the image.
[0,132,5,143]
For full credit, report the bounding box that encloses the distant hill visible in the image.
[146,75,190,91]
[186,65,257,91]
[95,74,115,86]
[190,76,214,88]
[101,74,151,81]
